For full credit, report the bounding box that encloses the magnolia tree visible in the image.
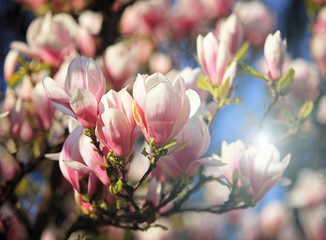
[1,0,326,239]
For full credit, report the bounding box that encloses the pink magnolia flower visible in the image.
[259,202,292,238]
[78,10,103,35]
[95,88,140,157]
[78,133,111,185]
[42,56,106,128]
[75,26,96,58]
[197,32,238,88]
[102,42,138,91]
[310,34,326,74]
[59,126,100,195]
[169,0,205,38]
[31,82,55,131]
[234,1,276,48]
[289,168,326,208]
[200,0,234,20]
[120,0,170,42]
[264,30,287,80]
[217,140,246,184]
[314,7,326,35]
[239,144,290,202]
[9,98,35,141]
[4,49,18,82]
[218,141,290,202]
[132,73,198,146]
[287,58,320,101]
[10,12,78,68]
[215,13,244,56]
[167,67,209,104]
[153,113,220,181]
[149,52,172,74]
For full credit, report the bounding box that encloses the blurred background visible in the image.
[1,0,326,239]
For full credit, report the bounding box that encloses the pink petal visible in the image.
[203,32,218,81]
[99,108,132,157]
[70,88,98,128]
[65,56,88,96]
[79,133,110,185]
[145,82,182,145]
[85,58,106,103]
[42,76,75,118]
[76,26,96,57]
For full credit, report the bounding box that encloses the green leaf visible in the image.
[109,178,124,195]
[36,62,52,72]
[239,62,269,81]
[166,141,188,156]
[218,77,230,99]
[115,178,123,194]
[8,72,23,88]
[298,101,313,122]
[162,139,177,149]
[234,41,250,62]
[149,137,154,152]
[274,68,295,96]
[197,75,214,92]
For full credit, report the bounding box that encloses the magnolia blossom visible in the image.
[259,202,292,238]
[10,12,78,68]
[133,73,199,146]
[299,204,326,240]
[288,169,326,208]
[167,67,209,104]
[217,140,246,184]
[4,49,19,82]
[264,30,287,80]
[149,52,172,74]
[43,56,106,128]
[197,32,237,88]
[218,141,290,202]
[31,82,55,131]
[59,127,99,195]
[78,133,111,185]
[9,98,35,141]
[102,42,138,91]
[78,10,103,35]
[199,0,234,20]
[311,33,326,74]
[169,0,205,38]
[10,12,96,69]
[313,7,326,35]
[215,13,244,56]
[120,0,170,42]
[234,1,276,47]
[239,144,290,202]
[287,58,320,101]
[153,113,217,181]
[96,88,140,157]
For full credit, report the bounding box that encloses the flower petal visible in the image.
[70,88,98,128]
